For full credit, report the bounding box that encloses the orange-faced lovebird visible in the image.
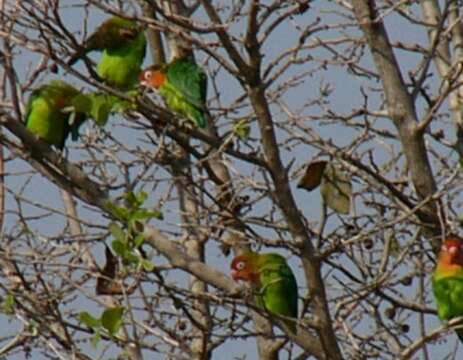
[25,80,87,149]
[69,16,146,90]
[231,252,298,332]
[139,56,207,128]
[433,235,463,342]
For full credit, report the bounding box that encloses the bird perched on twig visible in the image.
[433,235,463,342]
[231,252,298,332]
[68,16,146,91]
[25,80,87,149]
[139,56,208,128]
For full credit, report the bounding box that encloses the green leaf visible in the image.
[133,233,145,248]
[112,239,129,257]
[101,307,125,336]
[130,208,162,221]
[124,190,147,209]
[109,223,126,243]
[112,239,139,264]
[104,202,130,221]
[91,331,101,348]
[124,252,140,264]
[140,258,154,272]
[113,99,134,113]
[85,93,118,126]
[233,119,251,139]
[153,209,164,220]
[94,102,112,126]
[112,90,138,113]
[72,94,93,114]
[320,163,352,214]
[135,191,148,205]
[3,294,15,314]
[124,191,139,208]
[79,311,101,329]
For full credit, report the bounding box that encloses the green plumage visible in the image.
[433,270,463,341]
[25,80,87,149]
[69,17,146,90]
[160,57,208,128]
[232,252,299,331]
[255,253,298,331]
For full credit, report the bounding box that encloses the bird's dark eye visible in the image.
[145,72,153,80]
[236,261,245,270]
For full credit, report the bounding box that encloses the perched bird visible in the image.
[25,80,87,149]
[231,252,298,331]
[68,16,146,90]
[139,57,207,128]
[433,235,463,341]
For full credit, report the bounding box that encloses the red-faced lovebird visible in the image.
[231,252,298,332]
[139,56,207,128]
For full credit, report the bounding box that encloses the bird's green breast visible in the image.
[159,82,189,112]
[26,96,67,148]
[257,257,298,320]
[159,81,204,126]
[260,274,298,318]
[97,34,146,90]
[433,276,463,321]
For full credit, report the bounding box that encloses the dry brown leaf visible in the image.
[320,163,352,214]
[298,160,328,191]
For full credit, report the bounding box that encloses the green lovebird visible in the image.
[25,80,87,149]
[69,16,146,90]
[433,235,463,341]
[139,57,207,128]
[231,252,298,332]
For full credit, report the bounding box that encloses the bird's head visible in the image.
[230,253,259,283]
[439,236,463,266]
[139,65,166,89]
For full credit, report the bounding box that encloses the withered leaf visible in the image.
[96,246,124,295]
[298,160,328,191]
[320,163,352,214]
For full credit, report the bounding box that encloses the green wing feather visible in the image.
[164,57,207,128]
[433,277,463,320]
[96,31,146,90]
[433,276,463,341]
[166,57,207,107]
[257,254,298,331]
[68,16,147,90]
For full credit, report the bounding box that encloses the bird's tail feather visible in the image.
[193,111,207,129]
